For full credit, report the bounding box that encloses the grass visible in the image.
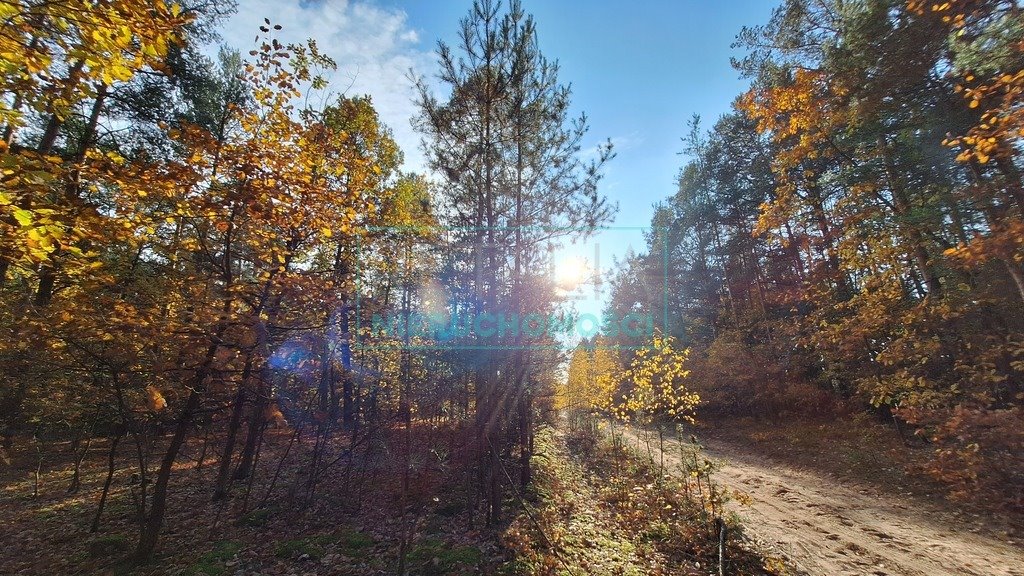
[238,505,277,527]
[406,537,483,575]
[186,540,243,576]
[87,533,130,559]
[501,421,788,575]
[501,425,650,575]
[274,529,376,562]
[274,535,330,560]
[337,528,376,557]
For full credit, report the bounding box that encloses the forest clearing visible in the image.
[1,0,1023,574]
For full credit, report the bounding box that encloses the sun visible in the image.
[555,255,588,290]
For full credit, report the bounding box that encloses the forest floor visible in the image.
[0,418,781,576]
[619,422,1024,576]
[0,425,504,576]
[10,413,1011,575]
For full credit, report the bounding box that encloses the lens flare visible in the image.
[555,255,588,290]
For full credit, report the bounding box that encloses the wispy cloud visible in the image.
[608,132,643,154]
[580,131,644,196]
[581,131,643,162]
[215,0,434,171]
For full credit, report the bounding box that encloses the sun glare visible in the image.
[555,255,588,290]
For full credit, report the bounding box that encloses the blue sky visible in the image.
[217,0,777,320]
[391,1,775,239]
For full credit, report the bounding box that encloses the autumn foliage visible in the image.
[0,0,620,566]
[0,0,421,561]
[610,0,1024,512]
[561,333,699,429]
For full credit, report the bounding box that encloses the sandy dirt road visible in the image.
[620,427,1024,576]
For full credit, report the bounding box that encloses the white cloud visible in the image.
[214,0,434,171]
[581,131,642,163]
[608,132,643,153]
[580,131,642,195]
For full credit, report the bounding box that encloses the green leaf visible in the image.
[13,208,32,226]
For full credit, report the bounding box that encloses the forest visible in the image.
[0,0,1022,575]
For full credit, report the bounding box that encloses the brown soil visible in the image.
[621,425,1024,576]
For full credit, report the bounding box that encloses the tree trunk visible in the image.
[91,432,122,533]
[67,428,94,494]
[212,356,252,500]
[134,330,223,562]
[1002,258,1024,305]
[878,135,942,296]
[195,424,211,473]
[33,84,108,307]
[134,389,201,562]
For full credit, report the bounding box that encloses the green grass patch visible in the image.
[238,505,277,527]
[87,533,130,559]
[407,537,482,575]
[275,529,376,562]
[337,528,375,557]
[186,540,243,576]
[273,534,330,561]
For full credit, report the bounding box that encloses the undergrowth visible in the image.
[501,418,789,575]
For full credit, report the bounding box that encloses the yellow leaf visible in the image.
[13,209,32,226]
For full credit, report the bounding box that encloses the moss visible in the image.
[337,528,375,557]
[275,529,375,563]
[274,537,325,561]
[495,558,536,575]
[443,545,483,566]
[87,534,130,558]
[238,506,276,527]
[407,537,482,575]
[186,540,243,576]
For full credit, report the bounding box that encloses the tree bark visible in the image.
[91,432,122,533]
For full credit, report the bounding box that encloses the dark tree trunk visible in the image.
[91,432,122,533]
[213,356,252,500]
[134,389,201,562]
[133,331,223,562]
